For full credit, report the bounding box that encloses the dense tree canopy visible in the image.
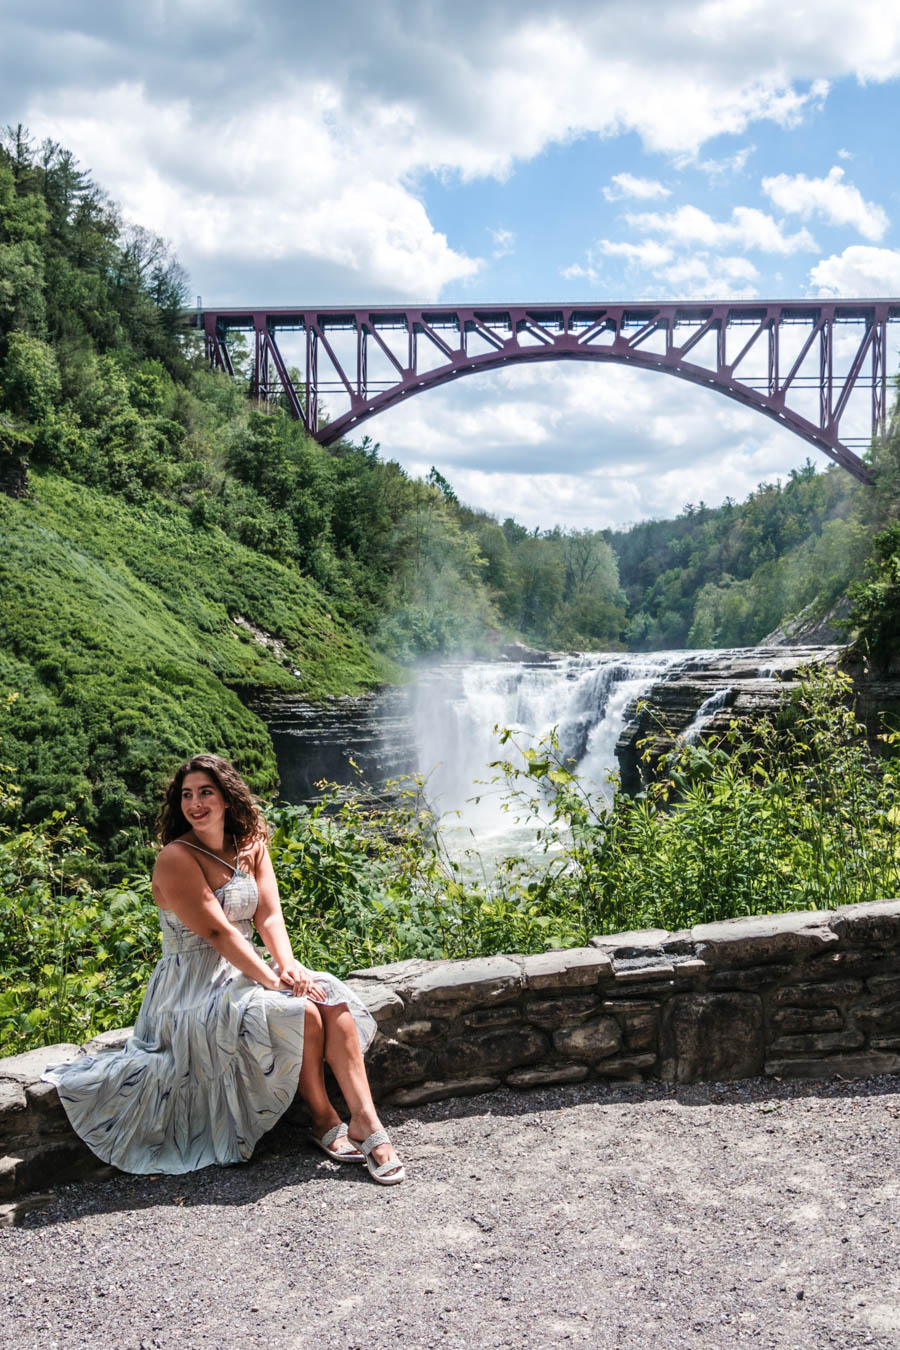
[609,460,870,650]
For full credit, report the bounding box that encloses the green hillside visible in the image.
[0,471,393,856]
[609,460,869,650]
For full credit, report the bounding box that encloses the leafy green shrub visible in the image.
[847,520,900,670]
[0,332,61,419]
[0,805,160,1054]
[245,784,589,973]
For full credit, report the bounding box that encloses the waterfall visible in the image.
[259,644,840,869]
[407,651,688,860]
[681,686,734,745]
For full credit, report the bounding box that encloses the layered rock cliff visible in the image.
[614,644,900,795]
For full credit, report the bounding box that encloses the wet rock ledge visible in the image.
[3,900,900,1220]
[613,644,897,795]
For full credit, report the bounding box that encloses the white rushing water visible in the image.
[681,686,734,745]
[407,651,691,867]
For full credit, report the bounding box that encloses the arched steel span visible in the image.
[193,300,900,484]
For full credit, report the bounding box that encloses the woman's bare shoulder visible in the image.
[152,840,208,910]
[242,836,268,872]
[153,839,197,878]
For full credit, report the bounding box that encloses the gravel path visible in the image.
[3,1074,900,1350]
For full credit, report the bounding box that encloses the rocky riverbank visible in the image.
[250,684,417,801]
[613,645,841,795]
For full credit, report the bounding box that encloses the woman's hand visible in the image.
[278,960,326,1001]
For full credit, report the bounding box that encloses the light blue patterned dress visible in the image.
[43,855,376,1175]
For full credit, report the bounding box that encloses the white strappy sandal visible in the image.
[350,1129,406,1185]
[306,1122,365,1163]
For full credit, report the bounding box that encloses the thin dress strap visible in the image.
[175,838,239,875]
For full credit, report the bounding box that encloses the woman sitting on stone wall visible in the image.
[44,753,404,1185]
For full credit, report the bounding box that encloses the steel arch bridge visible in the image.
[192,299,900,484]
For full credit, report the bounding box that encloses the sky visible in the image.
[3,0,900,530]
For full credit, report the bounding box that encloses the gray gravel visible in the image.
[3,1074,900,1350]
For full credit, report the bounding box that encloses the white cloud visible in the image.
[435,419,828,528]
[561,260,601,285]
[12,4,900,164]
[810,245,900,296]
[488,227,516,258]
[597,240,674,267]
[28,82,482,301]
[568,194,817,297]
[656,253,760,299]
[561,240,675,291]
[603,173,670,202]
[9,0,900,307]
[690,145,755,178]
[368,361,823,529]
[730,206,819,254]
[564,234,762,300]
[626,203,817,254]
[762,166,889,241]
[625,205,722,247]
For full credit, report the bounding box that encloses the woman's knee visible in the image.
[321,1002,356,1038]
[304,1000,324,1038]
[324,1011,362,1064]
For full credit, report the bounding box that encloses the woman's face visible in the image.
[180,771,228,834]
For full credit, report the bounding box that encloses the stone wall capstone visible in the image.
[3,901,900,1218]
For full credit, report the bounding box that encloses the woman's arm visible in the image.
[251,842,325,1000]
[153,845,283,991]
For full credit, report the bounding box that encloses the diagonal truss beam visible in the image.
[204,313,235,377]
[195,299,900,484]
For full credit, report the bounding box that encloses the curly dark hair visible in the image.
[156,754,269,846]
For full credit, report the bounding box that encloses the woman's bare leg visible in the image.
[297,1001,354,1155]
[319,1002,401,1174]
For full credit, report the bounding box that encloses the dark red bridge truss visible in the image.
[194,300,900,483]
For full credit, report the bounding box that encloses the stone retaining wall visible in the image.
[3,900,900,1215]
